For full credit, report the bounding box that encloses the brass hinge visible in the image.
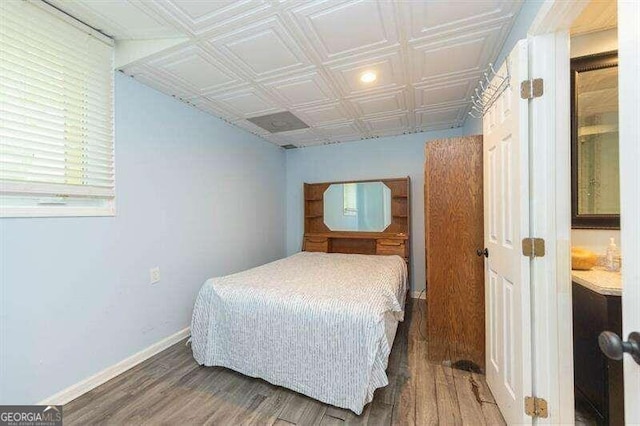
[524,396,548,418]
[520,78,544,99]
[522,237,545,258]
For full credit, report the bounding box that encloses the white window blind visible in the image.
[0,0,115,217]
[343,183,357,216]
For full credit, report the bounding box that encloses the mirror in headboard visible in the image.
[323,182,391,232]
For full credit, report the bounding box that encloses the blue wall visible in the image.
[285,129,465,294]
[0,74,286,404]
[0,0,546,403]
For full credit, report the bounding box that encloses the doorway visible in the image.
[526,0,640,424]
[568,5,622,423]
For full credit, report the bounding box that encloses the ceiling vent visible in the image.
[281,144,298,150]
[247,111,309,133]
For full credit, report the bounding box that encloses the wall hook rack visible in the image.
[468,61,511,119]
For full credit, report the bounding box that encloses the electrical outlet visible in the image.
[149,267,160,284]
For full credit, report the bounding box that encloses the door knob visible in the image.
[476,248,489,258]
[598,331,640,365]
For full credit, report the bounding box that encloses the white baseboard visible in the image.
[38,327,190,405]
[411,290,426,299]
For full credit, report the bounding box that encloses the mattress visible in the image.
[190,251,408,414]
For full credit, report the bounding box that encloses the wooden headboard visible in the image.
[302,177,410,265]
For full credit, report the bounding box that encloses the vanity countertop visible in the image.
[572,267,622,296]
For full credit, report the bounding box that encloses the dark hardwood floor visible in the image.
[64,300,505,425]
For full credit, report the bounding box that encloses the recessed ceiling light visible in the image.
[360,71,377,84]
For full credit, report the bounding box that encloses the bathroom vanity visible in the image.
[572,268,623,425]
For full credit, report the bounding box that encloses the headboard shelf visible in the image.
[302,177,411,270]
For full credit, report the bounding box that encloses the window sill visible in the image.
[0,206,116,218]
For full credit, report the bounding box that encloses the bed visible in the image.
[191,178,411,414]
[190,251,408,414]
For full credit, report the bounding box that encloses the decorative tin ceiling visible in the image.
[50,0,523,147]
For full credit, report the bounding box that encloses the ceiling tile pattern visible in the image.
[287,0,400,61]
[51,0,523,148]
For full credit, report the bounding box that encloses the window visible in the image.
[343,183,357,216]
[0,1,115,217]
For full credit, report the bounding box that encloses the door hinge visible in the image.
[522,237,545,258]
[524,396,548,418]
[520,78,544,99]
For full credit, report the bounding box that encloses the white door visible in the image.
[618,0,640,422]
[483,40,532,425]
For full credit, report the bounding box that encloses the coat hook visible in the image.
[470,61,511,116]
[485,84,500,96]
[491,63,507,81]
[483,74,500,93]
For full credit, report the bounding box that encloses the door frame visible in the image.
[526,1,587,424]
[527,0,640,423]
[616,1,640,421]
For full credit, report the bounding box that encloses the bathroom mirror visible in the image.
[323,182,391,232]
[571,51,620,229]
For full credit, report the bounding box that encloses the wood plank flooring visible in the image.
[64,300,505,425]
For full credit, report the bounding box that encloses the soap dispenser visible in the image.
[606,237,620,272]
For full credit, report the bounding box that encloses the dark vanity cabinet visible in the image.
[572,282,624,425]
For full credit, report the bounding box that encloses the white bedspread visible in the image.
[190,252,408,414]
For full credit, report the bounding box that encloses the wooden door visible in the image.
[425,135,485,370]
[483,40,532,425]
